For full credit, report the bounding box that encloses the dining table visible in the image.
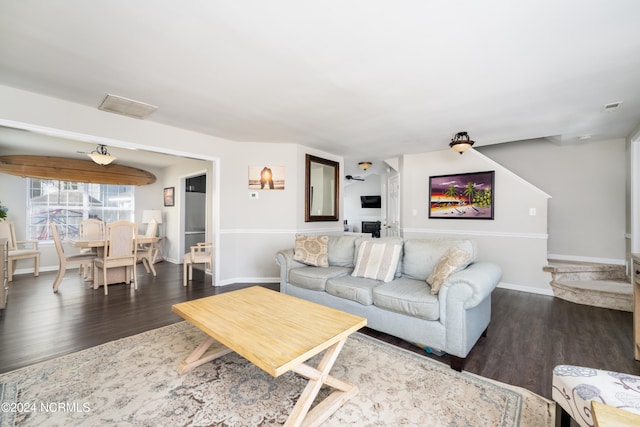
[69,235,160,289]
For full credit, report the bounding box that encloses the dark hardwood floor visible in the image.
[1,262,639,403]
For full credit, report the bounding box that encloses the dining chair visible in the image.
[136,218,157,276]
[183,242,213,286]
[93,220,138,295]
[78,218,105,279]
[50,221,98,293]
[0,220,40,282]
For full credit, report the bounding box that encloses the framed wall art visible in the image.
[248,165,285,190]
[428,171,494,219]
[163,187,175,207]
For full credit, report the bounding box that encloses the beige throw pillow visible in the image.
[352,241,402,282]
[427,246,471,294]
[293,234,329,267]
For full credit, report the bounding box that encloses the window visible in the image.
[27,178,135,240]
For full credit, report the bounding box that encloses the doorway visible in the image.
[184,174,207,272]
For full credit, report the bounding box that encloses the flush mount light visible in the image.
[87,144,117,165]
[449,132,475,154]
[358,161,372,171]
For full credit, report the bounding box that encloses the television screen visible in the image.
[361,195,381,208]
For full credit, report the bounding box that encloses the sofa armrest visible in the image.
[439,261,502,358]
[440,262,502,309]
[275,248,306,283]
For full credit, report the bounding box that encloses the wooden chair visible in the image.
[183,242,213,286]
[50,221,98,293]
[78,218,105,278]
[0,220,40,282]
[93,220,138,295]
[137,218,157,276]
[79,218,105,239]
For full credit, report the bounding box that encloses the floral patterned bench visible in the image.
[552,365,640,427]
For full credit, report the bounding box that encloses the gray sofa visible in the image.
[275,235,502,370]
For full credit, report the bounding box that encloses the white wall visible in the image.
[478,137,627,264]
[400,149,551,293]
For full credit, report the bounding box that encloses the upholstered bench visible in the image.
[552,364,640,427]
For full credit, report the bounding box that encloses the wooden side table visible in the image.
[633,253,640,360]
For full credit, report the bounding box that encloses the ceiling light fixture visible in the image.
[87,144,117,165]
[449,131,475,154]
[358,161,372,171]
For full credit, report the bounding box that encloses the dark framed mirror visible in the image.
[305,154,339,222]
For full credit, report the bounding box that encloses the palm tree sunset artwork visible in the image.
[428,171,494,219]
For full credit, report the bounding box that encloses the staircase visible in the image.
[543,260,633,312]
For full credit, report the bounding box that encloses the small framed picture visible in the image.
[164,187,175,207]
[248,165,285,190]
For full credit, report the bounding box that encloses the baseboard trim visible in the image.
[498,282,554,296]
[216,277,280,287]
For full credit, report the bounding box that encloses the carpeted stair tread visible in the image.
[551,279,632,312]
[545,260,632,311]
[544,262,626,273]
[553,279,632,296]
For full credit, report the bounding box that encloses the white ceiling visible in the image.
[0,0,639,165]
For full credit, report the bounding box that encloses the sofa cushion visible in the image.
[289,266,351,291]
[427,246,472,294]
[293,234,329,267]
[328,235,360,267]
[402,239,476,281]
[355,236,404,278]
[373,277,440,321]
[352,240,402,282]
[326,275,382,305]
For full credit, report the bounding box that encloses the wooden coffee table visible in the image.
[172,286,367,427]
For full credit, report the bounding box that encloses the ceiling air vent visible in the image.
[602,101,623,112]
[98,94,158,119]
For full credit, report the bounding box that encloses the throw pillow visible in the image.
[427,246,471,294]
[293,234,329,267]
[351,241,402,282]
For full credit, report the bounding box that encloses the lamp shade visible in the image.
[449,132,475,155]
[358,161,372,171]
[142,209,163,224]
[87,144,117,165]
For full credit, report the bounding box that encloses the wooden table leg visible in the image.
[286,338,358,427]
[177,336,232,374]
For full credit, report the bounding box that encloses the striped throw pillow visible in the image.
[352,241,402,282]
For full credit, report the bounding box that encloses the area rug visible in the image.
[0,322,554,426]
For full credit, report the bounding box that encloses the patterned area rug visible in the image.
[0,322,554,426]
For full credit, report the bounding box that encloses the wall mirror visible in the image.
[305,154,339,222]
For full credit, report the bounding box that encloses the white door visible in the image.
[384,173,400,237]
